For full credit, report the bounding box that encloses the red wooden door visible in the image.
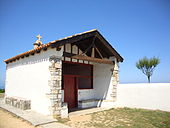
[64,76,77,109]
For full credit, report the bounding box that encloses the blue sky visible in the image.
[0,0,170,88]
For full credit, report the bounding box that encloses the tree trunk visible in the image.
[147,76,150,83]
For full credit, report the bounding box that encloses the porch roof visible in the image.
[4,29,123,64]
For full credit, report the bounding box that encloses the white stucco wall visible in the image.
[116,83,170,112]
[93,63,114,100]
[5,47,63,115]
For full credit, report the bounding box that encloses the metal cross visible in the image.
[36,34,42,40]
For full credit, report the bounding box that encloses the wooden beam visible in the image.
[63,44,66,61]
[81,36,96,56]
[81,42,93,55]
[91,47,95,58]
[71,44,73,62]
[95,46,103,59]
[72,55,113,64]
[63,52,113,65]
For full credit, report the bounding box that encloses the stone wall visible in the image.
[111,59,119,101]
[48,56,62,116]
[5,97,31,110]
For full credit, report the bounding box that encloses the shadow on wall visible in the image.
[93,63,113,107]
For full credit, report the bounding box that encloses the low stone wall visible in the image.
[78,99,116,108]
[5,97,31,110]
[78,99,99,108]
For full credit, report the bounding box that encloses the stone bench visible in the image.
[78,99,101,108]
[5,96,31,110]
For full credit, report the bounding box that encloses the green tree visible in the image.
[136,57,160,83]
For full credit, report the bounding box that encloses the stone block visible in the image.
[53,110,61,115]
[56,80,61,85]
[58,90,62,94]
[50,95,58,100]
[50,72,59,76]
[5,97,10,104]
[59,71,62,76]
[58,102,62,108]
[50,90,58,94]
[13,100,17,107]
[61,103,68,118]
[56,86,62,90]
[55,63,61,68]
[49,68,56,72]
[51,101,56,106]
[16,102,20,108]
[58,94,62,99]
[12,99,17,106]
[51,76,58,80]
[5,97,31,110]
[56,76,61,81]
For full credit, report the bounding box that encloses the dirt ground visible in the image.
[0,108,40,128]
[0,107,91,128]
[66,115,94,128]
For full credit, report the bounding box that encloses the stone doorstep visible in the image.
[69,107,110,117]
[78,99,116,109]
[79,99,115,103]
[78,99,100,103]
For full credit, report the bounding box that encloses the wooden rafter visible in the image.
[94,45,103,59]
[81,35,96,56]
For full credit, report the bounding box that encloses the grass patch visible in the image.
[0,89,5,93]
[58,107,170,128]
[86,107,170,128]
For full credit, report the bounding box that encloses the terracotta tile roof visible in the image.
[4,43,51,63]
[4,29,98,63]
[4,29,123,63]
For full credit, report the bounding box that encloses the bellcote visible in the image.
[33,34,43,49]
